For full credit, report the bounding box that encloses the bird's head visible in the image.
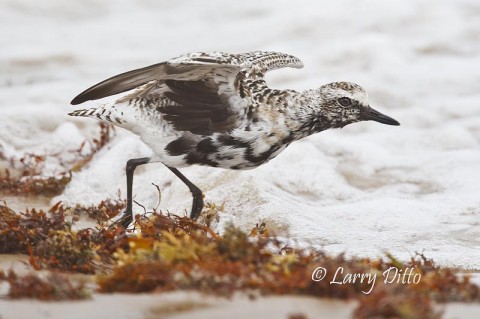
[315,82,400,129]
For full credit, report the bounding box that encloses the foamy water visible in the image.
[1,0,479,268]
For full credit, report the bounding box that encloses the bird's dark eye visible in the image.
[338,97,352,107]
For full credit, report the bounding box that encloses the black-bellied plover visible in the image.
[70,51,399,228]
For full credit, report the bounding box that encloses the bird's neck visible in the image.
[283,89,336,140]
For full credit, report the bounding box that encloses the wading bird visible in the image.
[70,51,400,228]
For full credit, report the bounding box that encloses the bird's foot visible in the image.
[108,209,133,230]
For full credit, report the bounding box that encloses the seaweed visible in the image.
[0,270,91,300]
[0,201,125,273]
[0,168,72,197]
[0,204,68,254]
[98,212,480,317]
[0,123,113,196]
[1,201,479,317]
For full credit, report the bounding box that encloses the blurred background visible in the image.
[1,0,479,267]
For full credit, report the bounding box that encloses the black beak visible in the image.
[364,107,400,126]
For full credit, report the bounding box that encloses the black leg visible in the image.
[117,157,150,228]
[166,166,204,219]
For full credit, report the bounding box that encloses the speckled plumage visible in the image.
[70,51,399,226]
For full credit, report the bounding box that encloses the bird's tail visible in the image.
[68,105,128,127]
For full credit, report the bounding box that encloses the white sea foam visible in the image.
[1,0,479,268]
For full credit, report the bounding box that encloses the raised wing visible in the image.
[70,51,303,134]
[70,62,240,105]
[70,51,303,105]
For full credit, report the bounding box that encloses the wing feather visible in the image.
[160,80,237,135]
[71,51,303,105]
[71,62,167,105]
[70,51,305,135]
[70,62,239,105]
[243,51,304,73]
